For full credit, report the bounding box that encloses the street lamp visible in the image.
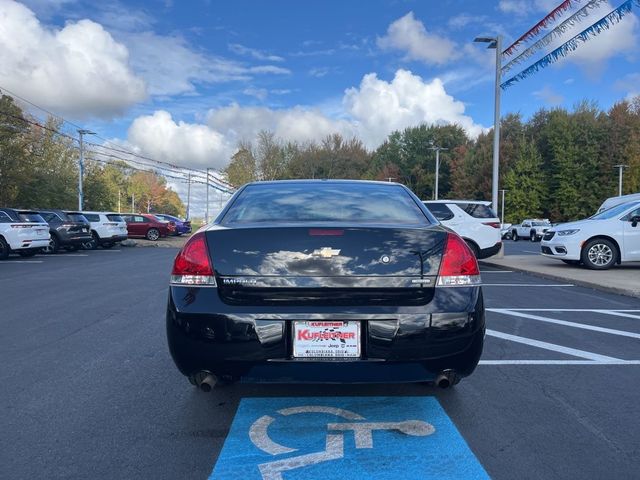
[77,129,96,211]
[499,189,508,226]
[474,35,502,215]
[613,164,628,196]
[428,143,448,200]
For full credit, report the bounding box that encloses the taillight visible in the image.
[437,233,481,287]
[482,222,501,228]
[170,232,216,286]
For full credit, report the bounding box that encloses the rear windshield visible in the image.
[424,203,454,221]
[222,183,428,225]
[67,213,89,223]
[107,214,123,222]
[18,213,46,223]
[455,202,497,219]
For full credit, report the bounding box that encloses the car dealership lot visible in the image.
[1,249,639,479]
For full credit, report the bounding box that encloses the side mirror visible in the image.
[631,216,640,228]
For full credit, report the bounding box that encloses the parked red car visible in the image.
[121,213,174,240]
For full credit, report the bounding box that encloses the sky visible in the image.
[1,0,638,217]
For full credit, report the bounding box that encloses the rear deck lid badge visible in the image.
[312,247,341,258]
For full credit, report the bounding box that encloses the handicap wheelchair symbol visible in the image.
[248,405,436,480]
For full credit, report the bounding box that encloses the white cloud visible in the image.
[498,0,530,15]
[614,72,640,99]
[532,85,564,105]
[377,12,458,65]
[0,0,146,117]
[344,69,485,144]
[228,43,284,62]
[126,110,232,170]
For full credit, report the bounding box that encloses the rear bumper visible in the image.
[58,232,92,245]
[9,238,50,250]
[166,286,485,383]
[100,234,127,244]
[478,241,502,259]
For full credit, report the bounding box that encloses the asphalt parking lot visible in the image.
[1,248,639,479]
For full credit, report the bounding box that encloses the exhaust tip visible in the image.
[191,372,217,392]
[435,370,457,389]
[200,382,212,392]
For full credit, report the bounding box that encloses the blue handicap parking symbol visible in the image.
[210,396,489,480]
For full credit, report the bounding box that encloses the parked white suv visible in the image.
[0,208,50,259]
[74,211,128,249]
[423,200,502,258]
[510,219,551,242]
[541,201,640,269]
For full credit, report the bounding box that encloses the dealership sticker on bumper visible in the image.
[293,321,360,358]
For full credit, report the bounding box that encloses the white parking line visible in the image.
[93,249,122,252]
[480,360,640,365]
[489,309,640,312]
[0,260,43,264]
[479,270,513,273]
[485,329,621,362]
[481,283,574,287]
[36,254,89,257]
[594,310,640,320]
[489,309,640,339]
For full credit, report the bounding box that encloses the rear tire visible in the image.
[512,231,518,241]
[530,231,537,242]
[504,231,512,240]
[581,238,617,270]
[464,240,480,258]
[43,235,60,254]
[146,228,160,241]
[0,237,9,260]
[84,232,99,250]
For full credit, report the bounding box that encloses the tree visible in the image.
[503,138,547,223]
[225,141,257,187]
[0,95,29,205]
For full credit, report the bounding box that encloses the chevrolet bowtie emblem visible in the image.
[312,247,341,258]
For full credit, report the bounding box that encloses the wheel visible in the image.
[0,237,9,260]
[18,250,38,257]
[581,238,617,270]
[43,235,60,254]
[504,231,512,240]
[101,242,114,249]
[512,231,518,241]
[530,230,538,242]
[561,260,581,266]
[83,232,99,250]
[465,240,480,258]
[65,245,80,252]
[146,228,160,241]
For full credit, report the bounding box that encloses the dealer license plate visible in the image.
[292,321,360,358]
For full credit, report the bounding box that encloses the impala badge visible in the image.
[312,247,341,258]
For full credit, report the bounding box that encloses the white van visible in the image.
[597,193,640,213]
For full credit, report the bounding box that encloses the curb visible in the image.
[479,259,640,299]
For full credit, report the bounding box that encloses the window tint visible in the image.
[0,211,13,223]
[18,213,45,223]
[107,214,123,222]
[424,203,454,221]
[223,183,428,225]
[84,214,100,222]
[68,213,89,223]
[455,202,497,219]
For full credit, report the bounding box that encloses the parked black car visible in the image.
[37,209,92,253]
[167,180,485,391]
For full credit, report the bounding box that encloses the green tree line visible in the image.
[226,98,640,223]
[0,95,185,216]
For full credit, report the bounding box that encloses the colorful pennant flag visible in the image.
[501,0,637,90]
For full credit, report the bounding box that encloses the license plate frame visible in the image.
[292,321,361,358]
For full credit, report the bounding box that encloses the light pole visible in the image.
[474,35,502,214]
[77,129,95,210]
[205,168,211,223]
[428,144,448,200]
[499,189,508,226]
[186,172,191,220]
[613,164,628,196]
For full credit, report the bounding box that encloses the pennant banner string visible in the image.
[503,0,584,57]
[501,0,637,90]
[502,0,607,73]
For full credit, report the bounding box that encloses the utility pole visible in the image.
[205,168,211,223]
[77,129,95,211]
[386,177,396,182]
[147,199,151,213]
[428,144,448,200]
[186,172,191,220]
[474,35,502,214]
[499,189,508,226]
[613,165,628,196]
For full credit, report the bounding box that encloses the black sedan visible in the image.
[166,180,485,390]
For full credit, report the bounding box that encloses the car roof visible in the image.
[423,200,491,205]
[245,179,404,187]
